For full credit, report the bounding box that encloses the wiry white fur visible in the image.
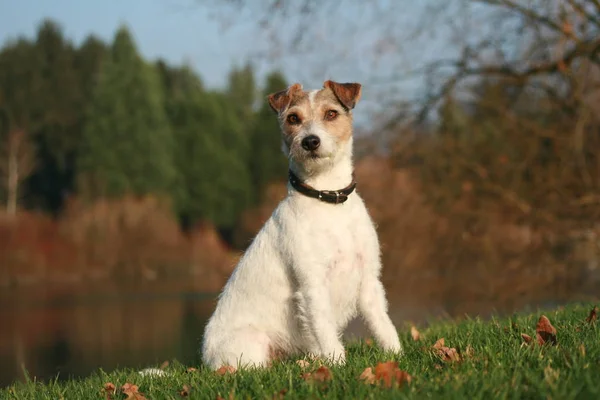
[201,84,402,369]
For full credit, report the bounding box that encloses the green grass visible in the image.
[3,303,599,400]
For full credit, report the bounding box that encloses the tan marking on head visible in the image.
[312,88,354,142]
[268,81,360,151]
[267,83,304,114]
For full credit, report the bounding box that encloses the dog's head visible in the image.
[267,80,361,170]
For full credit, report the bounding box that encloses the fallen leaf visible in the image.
[160,360,170,369]
[272,388,287,399]
[296,359,310,369]
[358,367,376,384]
[364,338,374,346]
[121,383,147,400]
[411,326,420,341]
[216,365,236,375]
[432,338,460,362]
[186,367,197,373]
[302,365,332,383]
[441,347,460,362]
[179,385,191,397]
[586,306,597,324]
[536,315,557,346]
[373,361,412,388]
[521,333,533,345]
[103,383,116,400]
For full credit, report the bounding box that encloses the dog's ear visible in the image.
[268,83,303,114]
[323,80,362,110]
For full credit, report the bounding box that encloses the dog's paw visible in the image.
[325,347,346,365]
[383,339,404,356]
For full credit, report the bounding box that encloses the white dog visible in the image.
[201,80,402,369]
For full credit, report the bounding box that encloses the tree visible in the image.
[0,33,44,213]
[77,26,177,200]
[0,127,36,216]
[226,63,257,122]
[248,71,289,201]
[159,62,253,230]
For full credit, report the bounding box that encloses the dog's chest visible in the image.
[308,203,367,313]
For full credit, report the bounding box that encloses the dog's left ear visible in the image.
[323,80,362,110]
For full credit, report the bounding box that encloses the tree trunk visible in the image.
[6,146,18,216]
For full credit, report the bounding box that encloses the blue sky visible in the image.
[0,0,253,88]
[0,0,461,123]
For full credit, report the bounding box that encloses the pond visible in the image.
[1,276,598,387]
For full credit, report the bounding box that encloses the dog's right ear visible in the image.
[268,83,302,114]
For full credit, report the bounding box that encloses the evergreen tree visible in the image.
[248,71,288,202]
[77,26,177,200]
[160,62,252,230]
[27,19,83,212]
[226,63,257,122]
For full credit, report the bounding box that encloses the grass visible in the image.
[2,303,599,400]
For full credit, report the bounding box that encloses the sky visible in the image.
[0,0,251,88]
[0,0,461,125]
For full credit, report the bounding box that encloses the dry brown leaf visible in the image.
[536,315,557,346]
[441,347,460,362]
[179,385,191,397]
[186,367,197,373]
[160,360,170,369]
[272,388,287,399]
[432,338,460,362]
[521,333,533,345]
[373,361,412,388]
[302,365,332,383]
[364,338,374,346]
[216,365,236,375]
[586,306,597,324]
[121,383,147,400]
[103,383,116,400]
[358,367,376,384]
[411,326,420,341]
[296,359,310,369]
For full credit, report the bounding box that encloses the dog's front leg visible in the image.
[294,265,345,364]
[359,272,403,355]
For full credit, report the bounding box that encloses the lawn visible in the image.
[2,303,598,399]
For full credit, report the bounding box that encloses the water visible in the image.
[1,276,598,388]
[0,281,216,387]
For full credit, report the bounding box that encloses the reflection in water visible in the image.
[1,276,598,387]
[0,281,217,387]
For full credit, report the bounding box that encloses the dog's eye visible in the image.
[325,110,339,121]
[287,114,301,125]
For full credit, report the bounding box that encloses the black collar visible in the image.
[288,170,357,204]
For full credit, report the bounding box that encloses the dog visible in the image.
[201,80,402,369]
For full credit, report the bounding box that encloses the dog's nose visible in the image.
[301,135,321,151]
